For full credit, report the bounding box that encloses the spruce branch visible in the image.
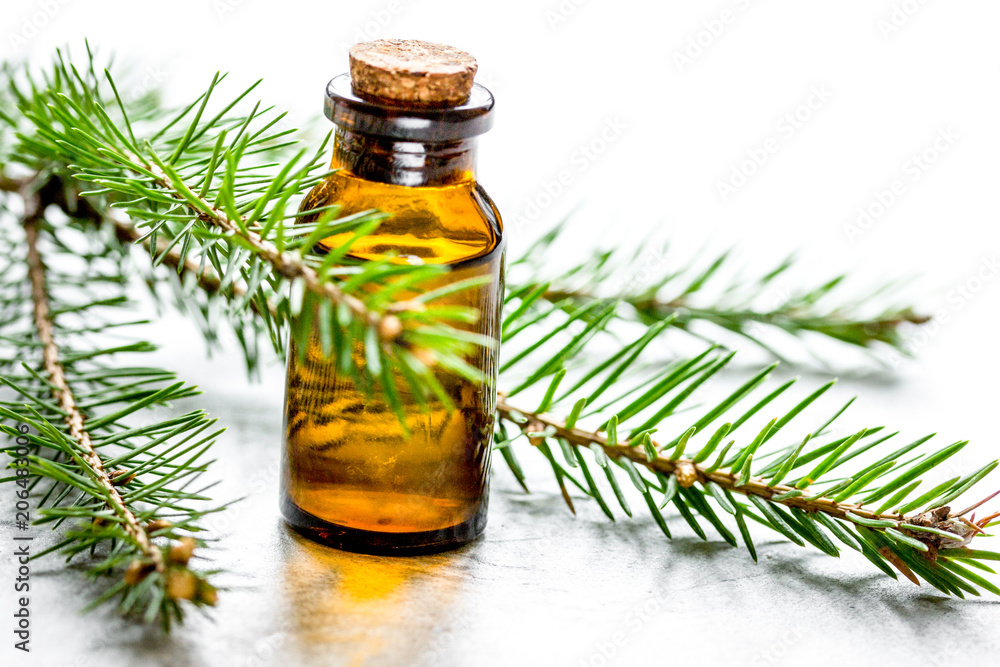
[1,174,226,628]
[114,146,378,329]
[544,287,929,351]
[508,230,929,360]
[0,173,277,340]
[23,212,167,576]
[497,395,994,542]
[495,285,999,597]
[109,211,277,319]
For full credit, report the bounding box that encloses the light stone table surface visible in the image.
[3,302,1000,667]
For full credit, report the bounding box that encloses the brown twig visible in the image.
[109,210,276,318]
[496,396,978,551]
[22,192,166,576]
[1,159,382,329]
[0,172,30,193]
[540,287,931,346]
[953,489,1000,519]
[2,168,273,318]
[136,156,381,326]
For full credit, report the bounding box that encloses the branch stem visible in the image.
[23,197,165,575]
[135,156,376,325]
[110,211,275,318]
[540,288,930,346]
[498,396,899,525]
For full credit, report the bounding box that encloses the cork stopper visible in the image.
[349,39,478,108]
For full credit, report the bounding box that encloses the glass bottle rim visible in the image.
[324,73,494,143]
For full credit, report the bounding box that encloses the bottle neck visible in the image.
[330,128,478,187]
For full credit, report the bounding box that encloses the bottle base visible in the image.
[280,496,487,556]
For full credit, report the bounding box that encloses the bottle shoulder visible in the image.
[302,171,502,265]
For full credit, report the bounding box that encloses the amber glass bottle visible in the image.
[280,41,504,554]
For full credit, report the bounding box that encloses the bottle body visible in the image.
[280,112,504,553]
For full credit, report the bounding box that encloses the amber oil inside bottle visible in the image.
[280,73,504,554]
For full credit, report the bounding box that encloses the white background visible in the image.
[2,2,1000,666]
